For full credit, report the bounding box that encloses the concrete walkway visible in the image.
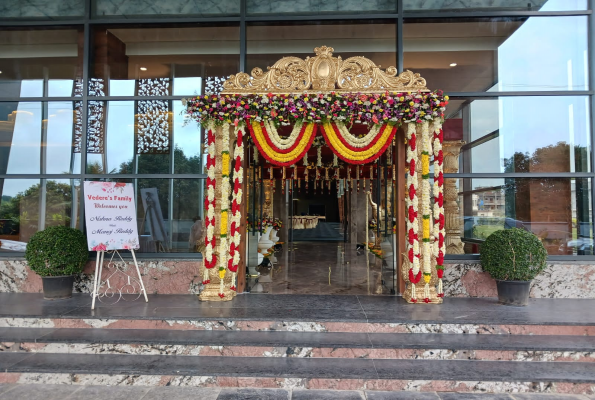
[0,384,592,399]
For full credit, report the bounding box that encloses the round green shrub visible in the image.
[25,226,89,277]
[480,228,547,281]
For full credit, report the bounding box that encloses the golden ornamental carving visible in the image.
[222,46,429,94]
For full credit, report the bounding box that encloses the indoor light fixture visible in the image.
[140,67,147,71]
[449,63,457,67]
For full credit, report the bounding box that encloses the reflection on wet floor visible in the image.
[248,241,396,295]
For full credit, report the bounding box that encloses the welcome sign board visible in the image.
[83,182,140,251]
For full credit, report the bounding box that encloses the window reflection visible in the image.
[404,17,588,92]
[85,101,202,175]
[404,0,586,12]
[0,28,83,97]
[247,21,396,72]
[453,178,593,255]
[445,97,591,173]
[90,25,240,96]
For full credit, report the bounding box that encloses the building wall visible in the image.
[2,258,593,298]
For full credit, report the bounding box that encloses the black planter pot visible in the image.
[496,280,531,306]
[41,275,75,300]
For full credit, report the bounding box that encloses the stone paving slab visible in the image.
[0,385,591,399]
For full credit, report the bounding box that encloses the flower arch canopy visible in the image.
[184,46,449,304]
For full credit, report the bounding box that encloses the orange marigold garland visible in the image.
[228,125,244,292]
[420,121,432,302]
[218,123,231,298]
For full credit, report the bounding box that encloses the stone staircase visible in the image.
[0,293,594,395]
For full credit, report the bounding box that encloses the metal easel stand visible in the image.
[91,249,149,310]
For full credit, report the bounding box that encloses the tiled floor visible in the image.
[0,385,591,400]
[249,241,395,295]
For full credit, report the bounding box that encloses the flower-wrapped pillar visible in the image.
[402,118,444,304]
[199,123,237,302]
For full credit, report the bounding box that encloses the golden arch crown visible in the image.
[221,46,429,94]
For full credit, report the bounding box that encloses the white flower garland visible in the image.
[335,122,382,148]
[406,122,420,300]
[204,122,217,283]
[432,118,445,297]
[229,124,244,291]
[264,120,304,150]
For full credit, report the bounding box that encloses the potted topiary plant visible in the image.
[25,226,89,300]
[480,227,547,306]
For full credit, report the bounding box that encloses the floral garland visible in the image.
[406,122,421,302]
[322,122,397,164]
[432,121,445,298]
[218,124,231,298]
[184,91,447,127]
[420,121,432,303]
[228,125,244,292]
[203,123,217,283]
[248,120,317,166]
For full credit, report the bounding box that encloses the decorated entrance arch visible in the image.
[185,46,449,304]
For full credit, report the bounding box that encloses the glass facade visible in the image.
[0,0,593,260]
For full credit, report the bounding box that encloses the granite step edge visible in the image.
[1,353,595,383]
[1,328,595,352]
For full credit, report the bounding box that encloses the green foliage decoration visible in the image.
[25,226,89,277]
[480,228,547,281]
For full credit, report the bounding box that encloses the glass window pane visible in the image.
[89,25,240,97]
[92,0,240,18]
[0,28,84,98]
[404,17,589,92]
[47,102,81,174]
[247,21,396,73]
[85,101,202,175]
[404,0,587,12]
[453,178,592,256]
[444,96,591,173]
[247,0,397,16]
[0,179,40,247]
[0,102,41,174]
[0,0,85,19]
[44,179,80,230]
[0,102,81,175]
[85,178,204,254]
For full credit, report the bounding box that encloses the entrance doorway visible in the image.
[245,147,397,295]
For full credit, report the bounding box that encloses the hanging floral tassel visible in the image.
[356,165,360,193]
[303,152,308,166]
[253,145,258,165]
[316,146,322,167]
[333,153,338,167]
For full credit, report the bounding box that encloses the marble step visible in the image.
[1,327,595,351]
[0,353,594,395]
[1,327,594,361]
